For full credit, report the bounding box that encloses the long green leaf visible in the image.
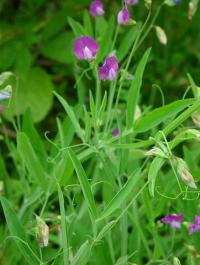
[57,184,69,265]
[68,149,97,219]
[71,241,91,265]
[97,169,141,221]
[0,197,40,265]
[117,26,139,62]
[126,48,151,129]
[17,132,47,190]
[54,92,85,141]
[148,157,164,197]
[135,99,194,133]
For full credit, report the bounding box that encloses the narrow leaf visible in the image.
[126,48,151,129]
[54,92,85,141]
[68,149,97,219]
[0,197,40,265]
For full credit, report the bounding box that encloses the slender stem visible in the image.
[135,4,163,51]
[109,12,151,129]
[104,79,117,134]
[95,64,101,110]
[110,24,119,52]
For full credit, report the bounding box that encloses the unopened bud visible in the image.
[144,0,152,10]
[173,257,181,265]
[145,147,167,158]
[0,181,4,195]
[188,1,198,20]
[184,129,200,140]
[174,157,197,189]
[192,113,200,127]
[36,216,49,247]
[155,26,167,45]
[165,0,181,6]
[134,105,141,121]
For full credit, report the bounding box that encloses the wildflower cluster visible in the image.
[161,214,200,235]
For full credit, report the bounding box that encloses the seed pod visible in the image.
[36,216,49,247]
[188,1,198,20]
[134,105,141,121]
[173,257,181,265]
[155,26,167,45]
[174,157,197,189]
[145,147,168,158]
[192,113,200,127]
[144,0,152,9]
[0,181,4,195]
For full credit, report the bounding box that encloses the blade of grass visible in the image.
[17,132,47,190]
[126,48,151,129]
[57,184,69,265]
[97,168,142,221]
[54,91,85,142]
[0,196,40,265]
[68,149,97,220]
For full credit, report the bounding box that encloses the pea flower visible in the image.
[117,6,130,25]
[161,214,184,228]
[112,128,119,137]
[73,36,99,60]
[89,0,104,17]
[189,216,200,235]
[98,56,119,81]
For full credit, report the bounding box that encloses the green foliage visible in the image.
[1,1,200,265]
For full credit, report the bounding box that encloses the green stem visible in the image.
[110,24,119,52]
[95,64,101,110]
[109,12,151,129]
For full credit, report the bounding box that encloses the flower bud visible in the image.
[165,0,181,6]
[192,113,200,127]
[174,157,197,189]
[36,216,49,247]
[173,257,181,265]
[188,1,198,20]
[134,105,141,121]
[144,0,152,9]
[145,147,168,158]
[155,26,167,45]
[0,181,4,195]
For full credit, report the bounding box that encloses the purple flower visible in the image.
[117,6,130,25]
[73,36,99,60]
[98,56,119,81]
[89,0,104,17]
[161,214,184,228]
[189,216,200,235]
[112,128,119,137]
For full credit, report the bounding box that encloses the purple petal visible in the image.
[89,0,104,17]
[98,56,119,81]
[112,128,119,137]
[117,7,130,25]
[189,215,200,235]
[161,214,184,229]
[73,36,99,60]
[105,56,119,72]
[98,66,107,80]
